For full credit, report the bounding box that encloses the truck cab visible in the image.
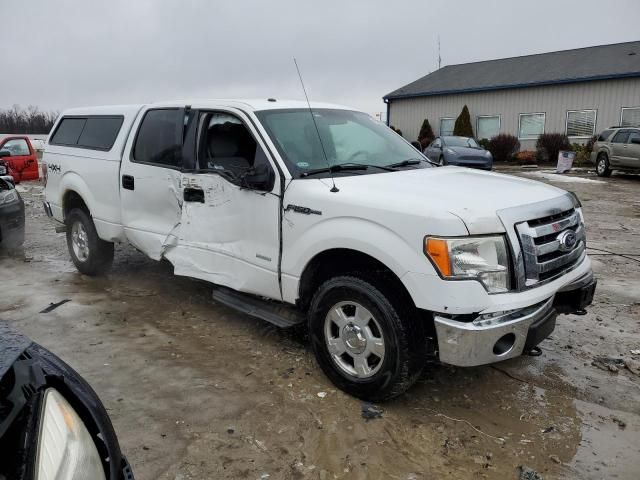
[43,99,596,400]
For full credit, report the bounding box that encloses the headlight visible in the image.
[445,148,456,155]
[424,236,511,293]
[35,389,106,480]
[0,189,18,205]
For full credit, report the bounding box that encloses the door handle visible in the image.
[184,187,205,203]
[122,174,135,190]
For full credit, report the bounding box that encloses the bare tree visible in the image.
[0,105,58,134]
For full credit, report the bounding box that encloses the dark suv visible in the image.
[591,127,640,177]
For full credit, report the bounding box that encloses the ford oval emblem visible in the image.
[557,230,577,252]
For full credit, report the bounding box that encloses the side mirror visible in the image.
[0,150,10,158]
[631,137,640,145]
[241,163,275,191]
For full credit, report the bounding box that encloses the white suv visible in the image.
[43,99,596,400]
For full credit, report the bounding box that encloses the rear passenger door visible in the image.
[169,109,282,300]
[609,130,630,166]
[623,130,640,168]
[119,108,187,260]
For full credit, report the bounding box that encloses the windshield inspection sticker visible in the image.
[296,162,310,168]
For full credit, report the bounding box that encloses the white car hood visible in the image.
[332,166,568,234]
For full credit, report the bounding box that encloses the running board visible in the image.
[211,286,305,328]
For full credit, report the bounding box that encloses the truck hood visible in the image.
[332,166,568,234]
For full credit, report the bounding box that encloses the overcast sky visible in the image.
[1,0,638,116]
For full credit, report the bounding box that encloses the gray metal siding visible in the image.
[388,77,640,150]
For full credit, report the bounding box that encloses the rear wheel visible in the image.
[65,208,114,275]
[596,153,611,177]
[308,276,426,401]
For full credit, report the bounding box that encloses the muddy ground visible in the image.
[1,166,639,479]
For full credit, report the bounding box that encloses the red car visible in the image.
[0,135,40,182]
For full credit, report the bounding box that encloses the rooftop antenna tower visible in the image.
[438,35,442,70]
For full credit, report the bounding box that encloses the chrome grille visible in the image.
[515,208,586,286]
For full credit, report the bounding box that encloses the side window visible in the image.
[50,118,86,146]
[77,117,123,150]
[628,131,640,144]
[598,129,613,142]
[197,112,271,178]
[133,109,182,167]
[612,131,630,144]
[1,138,30,155]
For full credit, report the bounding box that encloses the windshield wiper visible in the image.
[300,163,394,177]
[386,158,438,168]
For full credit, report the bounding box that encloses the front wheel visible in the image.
[308,276,426,401]
[66,208,114,276]
[596,153,611,177]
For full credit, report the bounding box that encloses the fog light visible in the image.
[493,333,516,356]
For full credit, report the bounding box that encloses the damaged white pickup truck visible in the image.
[43,100,596,400]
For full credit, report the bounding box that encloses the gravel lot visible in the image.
[1,166,639,479]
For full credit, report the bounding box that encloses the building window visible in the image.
[565,110,597,138]
[476,115,500,140]
[440,118,455,136]
[621,107,640,127]
[518,113,545,139]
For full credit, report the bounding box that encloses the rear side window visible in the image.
[612,131,630,144]
[50,118,86,146]
[77,117,123,150]
[597,129,614,142]
[50,116,123,150]
[133,109,182,167]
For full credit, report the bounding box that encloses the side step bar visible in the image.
[211,286,305,329]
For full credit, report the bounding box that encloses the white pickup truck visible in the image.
[43,99,596,400]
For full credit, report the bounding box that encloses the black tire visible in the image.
[308,276,426,401]
[596,153,612,177]
[65,208,114,276]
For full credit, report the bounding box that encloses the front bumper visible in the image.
[434,270,596,366]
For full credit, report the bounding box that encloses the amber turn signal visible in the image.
[425,238,452,276]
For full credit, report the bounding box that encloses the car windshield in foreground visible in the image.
[442,136,480,148]
[255,108,434,178]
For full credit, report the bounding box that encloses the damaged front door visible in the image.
[120,108,185,259]
[167,110,282,300]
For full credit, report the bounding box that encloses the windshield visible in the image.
[442,136,480,148]
[255,109,432,178]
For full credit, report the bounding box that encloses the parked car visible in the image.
[591,126,640,177]
[0,175,25,248]
[423,135,493,170]
[0,136,40,183]
[43,100,595,400]
[0,323,134,480]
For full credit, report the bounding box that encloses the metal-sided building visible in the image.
[384,41,640,150]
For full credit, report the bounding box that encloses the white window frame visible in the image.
[439,117,455,136]
[518,112,546,140]
[565,109,597,138]
[620,106,640,127]
[476,114,501,140]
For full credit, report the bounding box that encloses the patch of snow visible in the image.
[521,171,606,184]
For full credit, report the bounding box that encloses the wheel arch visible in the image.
[59,172,96,220]
[297,248,416,314]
